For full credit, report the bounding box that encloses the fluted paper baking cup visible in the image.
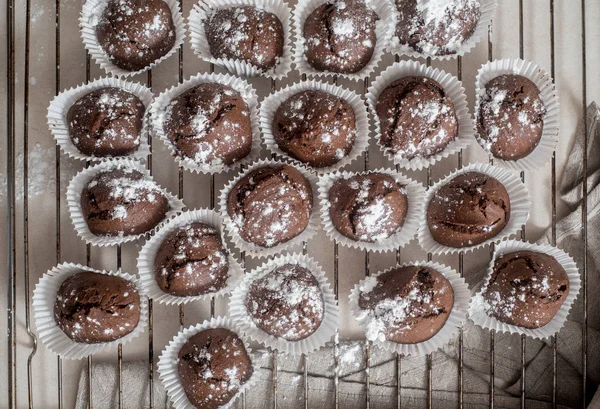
[150,72,262,174]
[317,168,426,252]
[474,58,560,171]
[137,208,244,305]
[188,0,293,80]
[158,317,258,409]
[80,0,185,77]
[218,159,320,258]
[32,262,148,360]
[348,261,470,356]
[229,253,339,355]
[417,163,531,255]
[260,80,370,174]
[66,158,185,247]
[48,76,153,162]
[366,60,475,170]
[468,240,580,339]
[388,0,497,61]
[292,0,396,81]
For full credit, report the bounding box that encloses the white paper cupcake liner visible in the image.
[468,240,581,339]
[348,261,470,356]
[229,253,339,355]
[188,0,293,80]
[260,80,370,174]
[474,58,560,171]
[150,72,262,174]
[218,159,320,259]
[417,163,531,255]
[158,317,259,409]
[317,168,426,252]
[137,208,244,305]
[292,0,396,81]
[66,158,185,247]
[387,0,498,61]
[366,60,475,170]
[80,0,185,77]
[32,262,148,360]
[48,76,153,162]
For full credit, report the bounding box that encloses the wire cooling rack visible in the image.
[4,0,593,408]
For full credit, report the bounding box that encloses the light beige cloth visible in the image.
[76,103,600,409]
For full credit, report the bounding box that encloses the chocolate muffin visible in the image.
[227,164,313,248]
[178,328,253,409]
[358,266,454,344]
[163,83,252,167]
[273,90,356,167]
[205,6,284,71]
[395,0,481,56]
[328,173,408,242]
[67,87,145,157]
[376,76,458,160]
[303,0,378,74]
[477,74,546,160]
[483,250,569,328]
[54,271,141,343]
[426,172,510,248]
[154,222,229,297]
[245,264,324,341]
[80,167,170,237]
[96,0,176,72]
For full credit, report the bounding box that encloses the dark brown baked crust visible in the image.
[273,90,356,167]
[483,250,569,328]
[303,0,378,74]
[178,328,253,409]
[328,173,408,242]
[376,76,457,160]
[163,83,252,166]
[227,164,313,248]
[205,6,284,71]
[154,222,229,297]
[426,172,510,248]
[80,167,170,237]
[395,0,480,56]
[96,0,176,72]
[245,263,324,341]
[358,266,454,344]
[54,271,140,343]
[477,74,546,160]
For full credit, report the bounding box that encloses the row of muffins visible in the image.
[48,59,559,179]
[80,0,496,79]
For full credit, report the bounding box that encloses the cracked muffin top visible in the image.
[205,6,284,72]
[80,166,170,237]
[272,90,356,168]
[178,328,253,409]
[54,271,141,343]
[163,83,252,167]
[328,172,408,242]
[227,164,313,248]
[245,263,324,341]
[426,172,510,248]
[482,250,569,328]
[67,87,145,157]
[358,265,454,344]
[154,222,230,297]
[303,0,378,74]
[376,76,458,161]
[96,0,176,72]
[477,74,546,161]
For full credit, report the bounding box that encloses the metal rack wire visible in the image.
[5,0,590,408]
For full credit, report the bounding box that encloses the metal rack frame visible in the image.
[4,0,589,408]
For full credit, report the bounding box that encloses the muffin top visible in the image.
[273,90,356,167]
